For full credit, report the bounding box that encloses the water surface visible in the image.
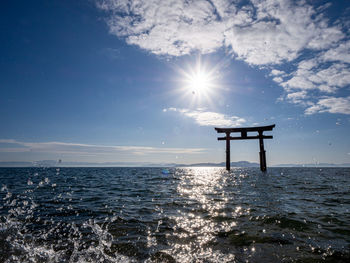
[0,167,349,262]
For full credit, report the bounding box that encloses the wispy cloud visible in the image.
[280,60,350,93]
[163,108,246,127]
[98,0,350,115]
[270,69,285,77]
[275,49,350,113]
[0,139,205,155]
[305,96,350,115]
[321,40,350,64]
[286,91,309,105]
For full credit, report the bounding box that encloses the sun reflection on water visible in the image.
[164,167,245,262]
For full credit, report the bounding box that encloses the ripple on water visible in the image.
[0,167,349,262]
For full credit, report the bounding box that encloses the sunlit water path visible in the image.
[0,167,349,262]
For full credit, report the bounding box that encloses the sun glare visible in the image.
[188,71,211,95]
[182,61,217,98]
[173,57,226,107]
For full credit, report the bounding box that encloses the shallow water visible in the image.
[0,167,349,262]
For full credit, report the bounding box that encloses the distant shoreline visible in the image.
[0,161,349,168]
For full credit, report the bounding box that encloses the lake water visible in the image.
[0,167,349,262]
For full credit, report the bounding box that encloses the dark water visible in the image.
[0,167,349,262]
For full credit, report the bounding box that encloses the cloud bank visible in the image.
[0,139,205,155]
[98,0,342,63]
[98,0,350,115]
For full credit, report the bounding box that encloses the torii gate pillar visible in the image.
[259,131,267,172]
[215,125,275,172]
[225,132,230,171]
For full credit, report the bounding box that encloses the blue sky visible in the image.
[0,0,349,165]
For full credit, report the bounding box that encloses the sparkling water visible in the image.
[0,167,349,262]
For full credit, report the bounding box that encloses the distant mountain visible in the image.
[0,160,349,167]
[177,162,350,168]
[0,160,177,167]
[0,161,33,167]
[0,160,259,167]
[176,161,259,167]
[273,163,350,167]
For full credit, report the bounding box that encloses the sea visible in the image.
[0,167,349,263]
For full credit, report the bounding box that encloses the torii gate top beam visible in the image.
[215,124,275,134]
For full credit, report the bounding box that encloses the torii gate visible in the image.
[215,124,275,172]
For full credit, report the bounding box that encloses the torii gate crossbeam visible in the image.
[215,124,275,172]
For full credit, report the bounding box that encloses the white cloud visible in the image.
[298,58,319,70]
[278,59,350,113]
[164,107,246,126]
[305,96,350,115]
[311,64,350,88]
[276,45,350,113]
[286,91,308,105]
[0,140,205,155]
[287,91,307,100]
[272,76,283,83]
[270,69,285,76]
[0,139,17,144]
[281,61,350,93]
[224,0,342,65]
[99,0,227,56]
[98,0,343,64]
[322,40,350,64]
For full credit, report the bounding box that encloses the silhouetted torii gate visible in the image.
[215,124,275,172]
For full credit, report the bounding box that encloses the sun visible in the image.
[182,63,216,98]
[188,71,211,95]
[173,56,224,107]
